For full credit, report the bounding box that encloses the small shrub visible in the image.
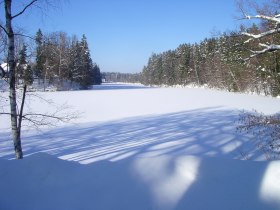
[237,111,280,160]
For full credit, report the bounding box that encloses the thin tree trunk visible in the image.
[228,68,240,92]
[192,46,201,86]
[194,59,201,85]
[5,0,23,159]
[18,85,27,142]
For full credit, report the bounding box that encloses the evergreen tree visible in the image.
[92,64,102,85]
[34,29,44,79]
[79,34,93,88]
[17,44,28,82]
[70,39,83,85]
[176,44,191,85]
[32,30,101,90]
[69,35,96,89]
[23,64,33,85]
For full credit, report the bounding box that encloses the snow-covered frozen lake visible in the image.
[1,83,280,210]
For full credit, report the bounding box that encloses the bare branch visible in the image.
[244,14,280,24]
[23,112,77,122]
[242,28,280,43]
[239,5,280,61]
[244,44,280,61]
[0,65,5,78]
[238,111,280,159]
[0,24,8,35]
[14,33,35,41]
[236,0,248,20]
[11,0,39,19]
[0,112,11,115]
[1,110,80,127]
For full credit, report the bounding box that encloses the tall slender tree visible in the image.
[1,0,40,159]
[17,44,27,82]
[34,29,44,80]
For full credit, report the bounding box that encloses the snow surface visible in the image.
[1,83,280,210]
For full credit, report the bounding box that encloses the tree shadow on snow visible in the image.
[0,107,263,162]
[1,107,280,209]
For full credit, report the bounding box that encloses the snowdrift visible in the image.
[0,153,279,210]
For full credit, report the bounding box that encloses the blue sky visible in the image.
[8,0,241,73]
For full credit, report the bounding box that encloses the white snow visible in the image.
[0,63,8,72]
[0,83,280,210]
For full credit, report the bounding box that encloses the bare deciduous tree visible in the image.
[1,0,39,159]
[236,0,280,159]
[0,0,76,159]
[237,0,280,60]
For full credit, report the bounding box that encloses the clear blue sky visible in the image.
[7,0,241,73]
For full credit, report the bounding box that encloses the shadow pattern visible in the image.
[0,107,261,162]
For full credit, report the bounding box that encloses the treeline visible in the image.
[16,29,101,90]
[141,24,280,96]
[102,72,141,83]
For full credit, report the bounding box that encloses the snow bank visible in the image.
[0,153,279,210]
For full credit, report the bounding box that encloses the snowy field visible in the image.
[1,83,280,210]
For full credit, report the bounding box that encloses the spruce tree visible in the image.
[80,34,93,88]
[34,29,44,79]
[70,40,83,86]
[23,65,33,86]
[17,44,28,82]
[92,64,102,85]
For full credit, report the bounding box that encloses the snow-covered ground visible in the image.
[1,83,280,210]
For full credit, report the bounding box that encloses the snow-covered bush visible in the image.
[238,111,280,160]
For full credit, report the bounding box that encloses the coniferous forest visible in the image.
[1,2,279,96]
[33,30,102,90]
[2,29,102,91]
[140,23,280,96]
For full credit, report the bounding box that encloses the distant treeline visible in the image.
[104,24,280,97]
[102,72,141,83]
[140,24,280,96]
